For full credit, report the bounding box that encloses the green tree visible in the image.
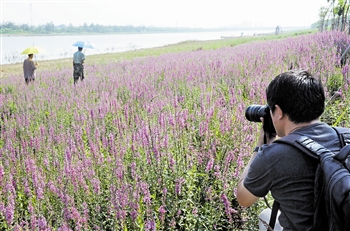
[44,22,55,33]
[324,0,350,32]
[318,6,330,31]
[20,23,30,31]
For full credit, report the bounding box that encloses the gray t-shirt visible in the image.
[73,50,85,64]
[244,122,343,231]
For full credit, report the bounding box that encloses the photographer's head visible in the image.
[266,69,325,124]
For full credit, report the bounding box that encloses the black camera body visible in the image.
[245,105,276,138]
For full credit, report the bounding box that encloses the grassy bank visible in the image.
[1,29,316,78]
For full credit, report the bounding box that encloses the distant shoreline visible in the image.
[1,26,310,37]
[1,30,261,37]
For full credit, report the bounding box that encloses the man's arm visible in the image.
[236,122,276,207]
[31,60,37,70]
[236,150,260,207]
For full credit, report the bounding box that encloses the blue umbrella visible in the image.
[72,40,94,49]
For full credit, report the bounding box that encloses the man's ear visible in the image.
[274,105,284,120]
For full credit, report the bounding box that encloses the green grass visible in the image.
[97,29,316,61]
[1,29,316,78]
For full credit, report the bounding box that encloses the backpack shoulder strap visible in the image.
[275,126,350,159]
[274,134,320,160]
[331,127,350,164]
[332,126,350,147]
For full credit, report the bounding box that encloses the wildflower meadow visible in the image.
[1,30,350,230]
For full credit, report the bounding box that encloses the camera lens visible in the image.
[245,105,267,122]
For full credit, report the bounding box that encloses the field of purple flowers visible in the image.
[1,31,350,230]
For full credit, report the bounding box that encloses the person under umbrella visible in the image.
[23,54,38,84]
[73,47,85,84]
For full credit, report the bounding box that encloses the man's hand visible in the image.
[257,117,276,147]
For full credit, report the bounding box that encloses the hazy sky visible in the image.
[1,0,328,28]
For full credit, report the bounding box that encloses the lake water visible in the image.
[1,29,275,65]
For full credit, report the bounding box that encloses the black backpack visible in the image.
[268,127,350,231]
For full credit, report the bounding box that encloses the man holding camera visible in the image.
[236,70,349,230]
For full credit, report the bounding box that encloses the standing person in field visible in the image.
[23,54,38,84]
[73,47,85,84]
[236,69,350,230]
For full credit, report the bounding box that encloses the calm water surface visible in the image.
[2,30,274,65]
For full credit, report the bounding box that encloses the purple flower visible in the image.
[342,64,349,77]
[0,164,4,182]
[13,224,22,231]
[145,219,156,231]
[175,177,185,195]
[37,215,48,230]
[159,205,166,214]
[58,223,73,231]
[192,207,198,217]
[5,203,14,225]
[91,178,101,194]
[139,182,151,206]
[205,156,214,172]
[221,193,238,223]
[0,202,4,213]
[214,165,221,178]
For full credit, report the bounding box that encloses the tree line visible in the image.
[3,0,350,36]
[0,21,238,35]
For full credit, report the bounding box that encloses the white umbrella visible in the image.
[72,40,94,49]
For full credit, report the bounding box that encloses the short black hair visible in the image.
[266,69,325,123]
[78,47,83,51]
